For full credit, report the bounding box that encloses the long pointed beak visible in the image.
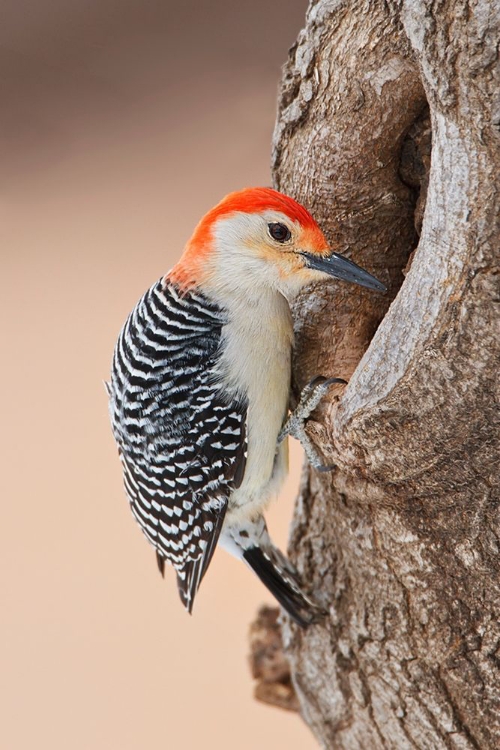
[301,251,386,292]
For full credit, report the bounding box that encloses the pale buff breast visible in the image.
[216,290,293,520]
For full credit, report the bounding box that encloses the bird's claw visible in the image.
[278,375,347,471]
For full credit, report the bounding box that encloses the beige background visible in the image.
[1,2,319,749]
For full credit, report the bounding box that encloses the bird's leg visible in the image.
[278,376,347,472]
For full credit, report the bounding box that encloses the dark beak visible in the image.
[301,251,386,292]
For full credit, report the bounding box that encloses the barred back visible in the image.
[108,279,247,611]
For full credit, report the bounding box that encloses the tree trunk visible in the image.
[269,1,500,747]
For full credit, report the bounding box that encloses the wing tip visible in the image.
[175,504,227,617]
[177,569,196,615]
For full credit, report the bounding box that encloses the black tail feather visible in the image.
[243,546,324,628]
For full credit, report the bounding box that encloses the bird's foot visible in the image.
[278,376,347,472]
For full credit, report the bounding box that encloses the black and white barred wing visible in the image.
[109,280,247,612]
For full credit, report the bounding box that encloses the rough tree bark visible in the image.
[254,1,500,748]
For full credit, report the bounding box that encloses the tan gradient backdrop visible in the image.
[1,2,319,749]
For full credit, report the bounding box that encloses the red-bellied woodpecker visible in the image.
[108,187,385,627]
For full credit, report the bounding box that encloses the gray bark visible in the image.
[270,1,500,748]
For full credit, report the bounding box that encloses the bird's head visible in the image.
[169,188,385,299]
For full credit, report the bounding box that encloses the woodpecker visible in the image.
[108,187,385,627]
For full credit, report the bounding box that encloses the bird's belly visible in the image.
[227,437,289,523]
[215,290,293,523]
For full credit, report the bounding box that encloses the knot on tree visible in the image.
[248,606,300,712]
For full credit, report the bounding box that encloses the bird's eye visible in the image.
[268,222,291,243]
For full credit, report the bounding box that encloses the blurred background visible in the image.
[1,2,318,749]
